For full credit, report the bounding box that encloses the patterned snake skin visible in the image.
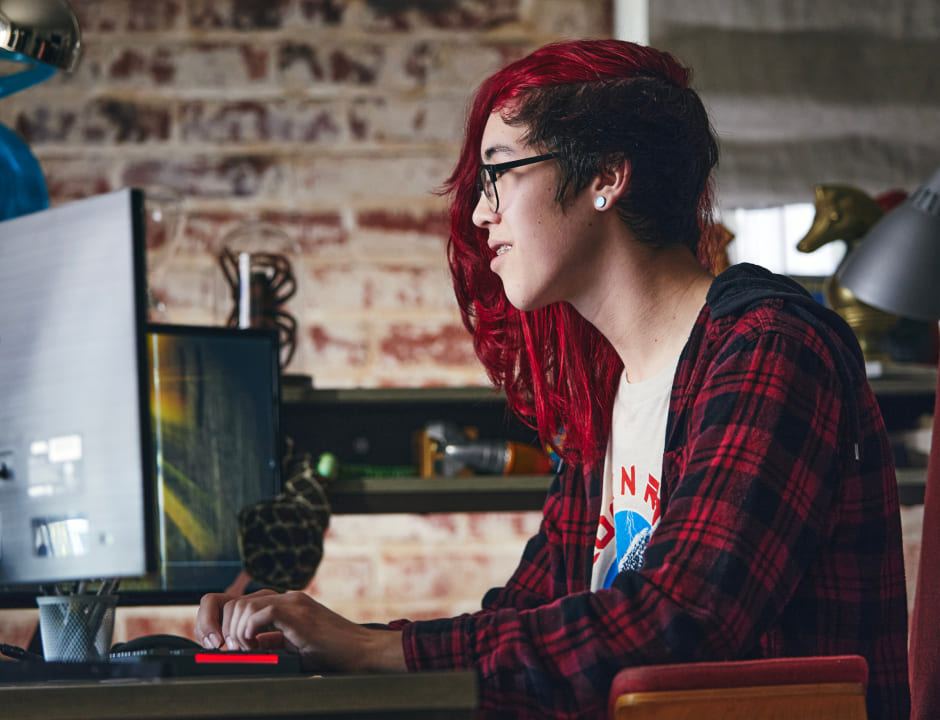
[237,439,332,591]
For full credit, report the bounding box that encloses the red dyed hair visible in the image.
[444,39,719,466]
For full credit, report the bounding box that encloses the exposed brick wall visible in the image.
[1,0,613,386]
[0,0,611,643]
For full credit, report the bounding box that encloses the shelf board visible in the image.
[283,385,507,406]
[868,364,938,395]
[327,474,552,514]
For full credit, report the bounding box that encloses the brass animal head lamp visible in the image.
[838,167,940,720]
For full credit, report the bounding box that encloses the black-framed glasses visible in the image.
[476,153,557,212]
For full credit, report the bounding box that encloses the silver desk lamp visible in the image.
[838,168,940,321]
[0,0,82,77]
[0,0,81,220]
[838,168,940,720]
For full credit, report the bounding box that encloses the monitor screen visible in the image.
[123,323,282,599]
[0,189,155,587]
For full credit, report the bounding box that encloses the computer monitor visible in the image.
[125,324,282,600]
[0,189,155,587]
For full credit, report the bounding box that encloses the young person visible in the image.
[196,39,910,718]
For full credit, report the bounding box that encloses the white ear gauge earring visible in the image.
[594,196,607,209]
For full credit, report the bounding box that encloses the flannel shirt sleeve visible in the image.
[400,312,852,718]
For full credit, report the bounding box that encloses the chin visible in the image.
[503,290,547,313]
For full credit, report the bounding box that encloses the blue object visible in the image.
[0,49,58,97]
[0,47,56,220]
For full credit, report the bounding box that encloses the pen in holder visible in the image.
[36,594,118,662]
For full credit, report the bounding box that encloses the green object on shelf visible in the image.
[316,452,339,480]
[338,464,418,479]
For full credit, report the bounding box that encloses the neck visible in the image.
[574,240,713,384]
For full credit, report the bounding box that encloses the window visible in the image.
[723,203,843,278]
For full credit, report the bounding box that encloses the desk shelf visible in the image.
[283,377,935,513]
[327,474,551,514]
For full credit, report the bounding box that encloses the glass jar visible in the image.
[216,221,305,375]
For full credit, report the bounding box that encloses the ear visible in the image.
[591,156,630,207]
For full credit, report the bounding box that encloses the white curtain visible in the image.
[648,0,940,210]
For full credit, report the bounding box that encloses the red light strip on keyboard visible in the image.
[194,652,280,665]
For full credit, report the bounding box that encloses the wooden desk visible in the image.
[0,670,478,719]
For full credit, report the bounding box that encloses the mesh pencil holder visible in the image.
[36,594,118,662]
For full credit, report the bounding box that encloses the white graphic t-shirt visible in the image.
[591,356,678,591]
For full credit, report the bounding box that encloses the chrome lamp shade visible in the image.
[0,0,82,72]
[837,167,940,322]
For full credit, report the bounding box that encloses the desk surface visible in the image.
[0,670,478,720]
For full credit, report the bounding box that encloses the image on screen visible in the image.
[121,324,282,598]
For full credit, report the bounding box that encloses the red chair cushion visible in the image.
[610,655,868,695]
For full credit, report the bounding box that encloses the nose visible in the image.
[472,192,498,228]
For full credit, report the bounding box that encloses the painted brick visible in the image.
[367,365,492,389]
[58,42,272,91]
[294,155,453,203]
[116,606,198,644]
[344,95,467,144]
[71,0,185,33]
[38,155,118,201]
[189,0,294,30]
[261,210,349,254]
[178,96,465,146]
[377,41,529,93]
[174,210,252,255]
[307,362,490,389]
[305,552,375,601]
[180,99,342,144]
[11,97,172,145]
[123,154,287,199]
[180,100,292,144]
[356,208,449,238]
[105,46,180,86]
[367,264,456,311]
[271,38,526,94]
[526,0,613,37]
[325,513,464,544]
[305,262,452,312]
[176,209,344,255]
[378,320,477,367]
[335,224,448,263]
[306,321,371,367]
[466,511,543,541]
[304,263,370,311]
[276,40,384,88]
[379,549,522,601]
[355,0,523,32]
[0,609,38,651]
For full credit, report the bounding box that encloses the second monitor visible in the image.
[133,324,283,600]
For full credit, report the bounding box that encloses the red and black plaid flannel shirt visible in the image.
[397,265,911,719]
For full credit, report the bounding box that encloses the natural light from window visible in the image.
[723,203,844,278]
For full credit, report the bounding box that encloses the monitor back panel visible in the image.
[0,190,153,585]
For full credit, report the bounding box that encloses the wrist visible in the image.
[362,629,406,672]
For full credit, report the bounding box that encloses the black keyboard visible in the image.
[109,647,302,676]
[0,649,302,683]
